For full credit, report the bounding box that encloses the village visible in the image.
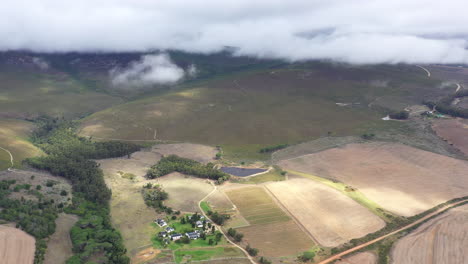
[154,213,220,247]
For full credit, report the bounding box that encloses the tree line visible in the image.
[423,90,468,118]
[26,117,140,264]
[146,155,230,183]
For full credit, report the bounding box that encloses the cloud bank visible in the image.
[110,54,188,87]
[2,0,468,64]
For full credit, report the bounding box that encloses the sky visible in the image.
[2,0,468,64]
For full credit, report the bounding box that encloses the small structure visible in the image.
[196,221,204,228]
[171,233,183,241]
[158,231,167,238]
[165,227,175,233]
[186,231,200,240]
[155,219,167,227]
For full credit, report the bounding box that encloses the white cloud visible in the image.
[32,57,49,70]
[110,54,186,87]
[2,0,468,64]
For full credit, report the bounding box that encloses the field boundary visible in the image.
[264,185,320,245]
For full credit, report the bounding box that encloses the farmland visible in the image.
[432,118,468,157]
[225,186,313,257]
[391,204,468,264]
[0,118,44,170]
[278,142,468,216]
[266,178,385,247]
[0,225,35,264]
[335,252,376,264]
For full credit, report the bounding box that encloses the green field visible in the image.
[226,187,290,225]
[79,64,444,159]
[0,70,123,119]
[232,167,286,184]
[0,118,44,170]
[174,247,244,263]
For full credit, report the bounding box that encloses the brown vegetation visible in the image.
[278,143,468,216]
[391,204,468,264]
[266,178,385,247]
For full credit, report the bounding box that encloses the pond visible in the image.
[220,167,267,177]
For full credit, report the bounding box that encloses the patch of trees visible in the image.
[27,117,139,264]
[298,251,315,262]
[227,228,244,242]
[142,183,170,213]
[245,244,259,256]
[146,155,230,183]
[361,133,375,140]
[0,180,58,264]
[423,90,468,118]
[259,144,289,153]
[388,111,409,120]
[206,210,230,225]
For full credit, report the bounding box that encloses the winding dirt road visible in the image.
[0,146,14,171]
[198,182,257,264]
[316,199,468,264]
[416,65,431,77]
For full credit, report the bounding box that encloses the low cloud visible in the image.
[110,54,188,87]
[32,57,49,70]
[2,0,468,64]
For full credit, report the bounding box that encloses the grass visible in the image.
[226,187,290,225]
[200,201,211,214]
[0,70,123,119]
[233,167,285,184]
[174,247,243,263]
[286,170,395,222]
[0,118,45,170]
[78,64,443,160]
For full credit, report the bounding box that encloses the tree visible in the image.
[227,228,237,237]
[234,233,243,242]
[246,245,259,256]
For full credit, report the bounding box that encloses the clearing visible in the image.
[266,178,385,247]
[44,214,79,264]
[0,170,73,205]
[391,204,468,264]
[0,119,44,170]
[97,143,217,255]
[335,252,376,264]
[0,225,35,264]
[225,186,313,257]
[432,118,468,157]
[278,142,468,217]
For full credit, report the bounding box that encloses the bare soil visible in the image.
[44,214,78,264]
[391,204,468,264]
[278,143,468,216]
[266,178,385,247]
[335,252,377,264]
[432,118,468,157]
[0,225,35,264]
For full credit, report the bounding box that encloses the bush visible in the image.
[259,144,289,153]
[299,251,315,262]
[389,111,409,120]
[246,244,259,256]
[146,155,229,183]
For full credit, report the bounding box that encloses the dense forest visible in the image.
[26,117,140,264]
[0,179,57,263]
[146,155,230,183]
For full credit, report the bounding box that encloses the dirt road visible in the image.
[316,199,468,264]
[0,146,14,171]
[416,65,431,77]
[198,183,257,264]
[455,83,461,93]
